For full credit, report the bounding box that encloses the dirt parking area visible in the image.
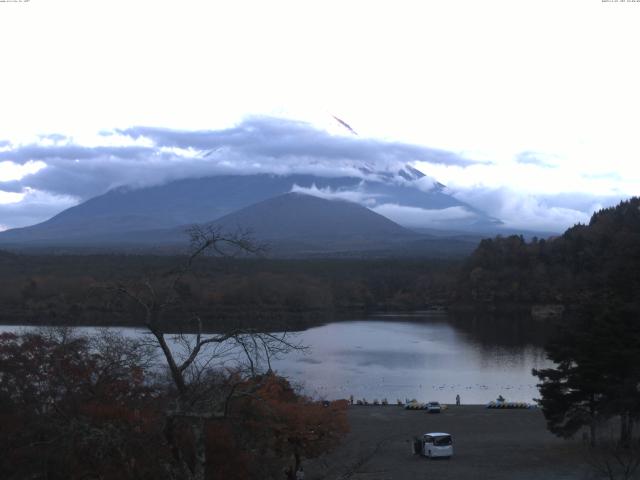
[306,405,591,480]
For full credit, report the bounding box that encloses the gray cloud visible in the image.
[0,144,152,164]
[582,171,623,181]
[0,180,23,193]
[0,116,628,235]
[0,190,77,230]
[449,187,627,233]
[371,204,476,228]
[0,116,478,205]
[37,133,69,143]
[537,192,625,212]
[117,117,476,169]
[515,151,557,168]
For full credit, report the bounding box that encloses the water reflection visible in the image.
[0,311,553,404]
[271,313,552,403]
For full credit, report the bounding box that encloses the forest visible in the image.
[456,197,640,307]
[456,198,640,457]
[0,253,460,330]
[449,198,640,466]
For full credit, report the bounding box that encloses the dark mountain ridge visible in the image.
[0,191,482,257]
[0,172,500,246]
[212,192,413,240]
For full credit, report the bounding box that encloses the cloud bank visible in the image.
[0,189,77,232]
[371,204,476,229]
[0,117,478,229]
[449,187,621,233]
[290,183,378,206]
[0,116,633,233]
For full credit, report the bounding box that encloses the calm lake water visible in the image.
[1,311,552,404]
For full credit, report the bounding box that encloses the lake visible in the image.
[1,311,552,405]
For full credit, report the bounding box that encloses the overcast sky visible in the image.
[0,0,638,232]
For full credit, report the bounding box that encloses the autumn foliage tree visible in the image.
[0,330,349,480]
[214,373,349,479]
[104,226,311,480]
[0,329,167,480]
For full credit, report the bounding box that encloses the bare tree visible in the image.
[106,225,303,480]
[586,442,640,480]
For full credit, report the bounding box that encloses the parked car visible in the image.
[426,401,441,413]
[422,432,453,458]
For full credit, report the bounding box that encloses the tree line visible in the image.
[0,253,461,329]
[456,197,640,307]
[458,198,640,453]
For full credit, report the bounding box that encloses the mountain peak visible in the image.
[211,192,413,241]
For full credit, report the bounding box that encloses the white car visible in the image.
[426,401,441,413]
[422,432,453,458]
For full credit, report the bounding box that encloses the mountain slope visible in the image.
[210,192,413,241]
[198,193,479,257]
[0,172,500,245]
[88,193,416,249]
[0,190,484,257]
